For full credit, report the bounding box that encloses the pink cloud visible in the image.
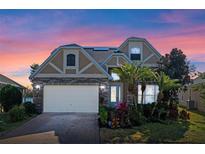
[1,23,205,87]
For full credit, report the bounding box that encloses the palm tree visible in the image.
[113,63,140,108]
[138,67,155,107]
[151,71,181,115]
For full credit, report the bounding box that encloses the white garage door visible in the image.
[43,85,99,113]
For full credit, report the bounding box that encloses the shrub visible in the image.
[143,103,154,118]
[8,105,26,122]
[115,102,128,111]
[99,106,108,127]
[115,102,131,128]
[179,109,190,120]
[129,108,146,126]
[168,103,179,120]
[23,102,36,116]
[0,85,22,112]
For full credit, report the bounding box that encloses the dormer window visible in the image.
[67,54,75,66]
[130,47,141,60]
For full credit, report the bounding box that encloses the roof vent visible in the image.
[93,47,109,51]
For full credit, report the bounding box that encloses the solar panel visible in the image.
[93,47,109,51]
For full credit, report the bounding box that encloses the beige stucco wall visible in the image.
[79,52,91,70]
[143,44,152,60]
[107,56,117,65]
[51,50,64,71]
[144,54,159,64]
[118,57,127,65]
[39,64,59,74]
[120,43,129,55]
[82,65,101,74]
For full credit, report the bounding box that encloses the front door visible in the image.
[110,85,121,104]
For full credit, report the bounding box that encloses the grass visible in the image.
[0,113,36,133]
[100,109,205,143]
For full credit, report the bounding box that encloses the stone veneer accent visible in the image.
[32,77,109,113]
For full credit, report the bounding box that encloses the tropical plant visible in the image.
[138,67,155,107]
[151,71,181,115]
[0,85,22,112]
[113,63,141,107]
[99,106,108,127]
[129,108,146,126]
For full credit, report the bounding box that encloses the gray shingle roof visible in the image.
[83,47,117,64]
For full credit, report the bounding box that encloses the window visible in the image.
[108,68,120,81]
[110,85,121,103]
[67,54,75,66]
[130,47,141,60]
[111,86,117,102]
[138,85,159,104]
[111,72,120,81]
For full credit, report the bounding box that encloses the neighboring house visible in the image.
[29,37,161,113]
[0,74,25,91]
[0,74,26,103]
[178,75,205,112]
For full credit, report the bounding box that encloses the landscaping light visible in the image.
[100,85,106,90]
[35,85,41,90]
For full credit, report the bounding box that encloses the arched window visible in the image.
[130,47,141,60]
[67,54,75,66]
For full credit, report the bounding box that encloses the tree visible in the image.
[113,63,141,107]
[161,48,195,85]
[30,63,39,76]
[0,85,22,112]
[138,67,155,106]
[151,71,181,115]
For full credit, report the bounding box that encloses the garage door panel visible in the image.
[43,85,99,113]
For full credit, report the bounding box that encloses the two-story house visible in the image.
[30,37,161,113]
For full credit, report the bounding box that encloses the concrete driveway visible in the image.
[0,113,99,144]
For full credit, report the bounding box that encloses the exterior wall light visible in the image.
[100,85,106,90]
[35,85,41,90]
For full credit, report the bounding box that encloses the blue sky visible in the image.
[0,10,204,86]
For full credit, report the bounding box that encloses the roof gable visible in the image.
[0,74,25,88]
[119,37,162,58]
[30,45,111,80]
[102,52,132,66]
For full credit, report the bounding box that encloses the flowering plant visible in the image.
[115,102,128,111]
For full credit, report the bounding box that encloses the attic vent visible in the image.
[94,47,109,51]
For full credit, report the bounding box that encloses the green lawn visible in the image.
[100,109,205,143]
[0,113,36,133]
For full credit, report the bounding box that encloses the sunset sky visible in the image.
[0,10,205,88]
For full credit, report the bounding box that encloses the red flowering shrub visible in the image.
[114,102,130,128]
[115,102,128,111]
